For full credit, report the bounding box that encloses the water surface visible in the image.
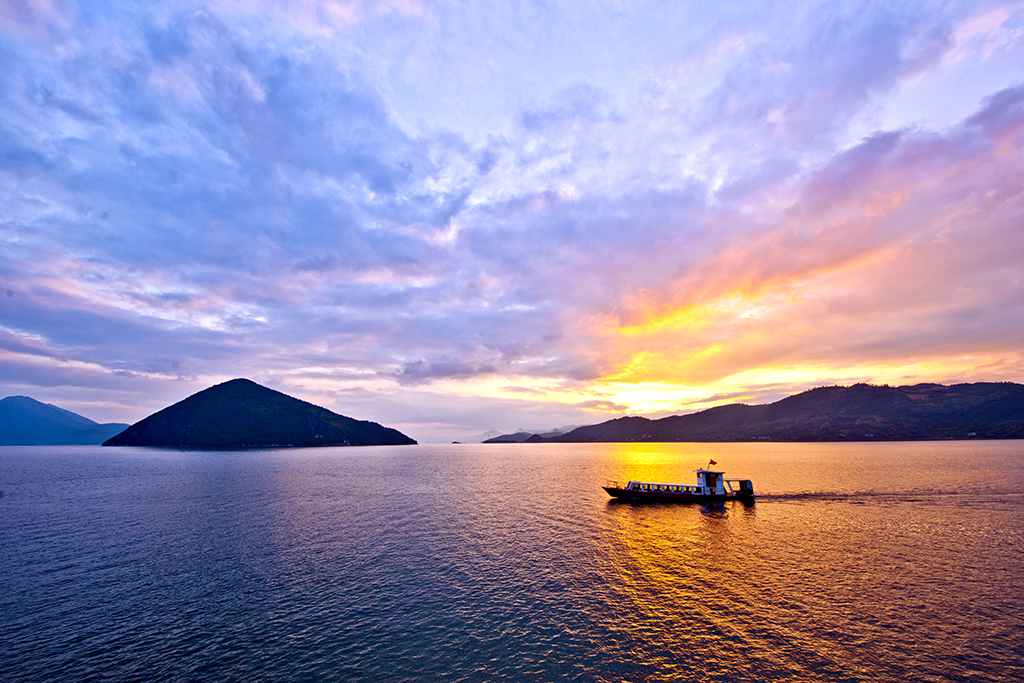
[2,441,1022,682]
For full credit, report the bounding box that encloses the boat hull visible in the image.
[602,486,754,503]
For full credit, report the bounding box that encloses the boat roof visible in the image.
[624,469,749,486]
[628,481,702,487]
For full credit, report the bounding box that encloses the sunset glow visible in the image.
[1,1,1023,440]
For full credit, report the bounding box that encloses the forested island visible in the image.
[103,378,416,448]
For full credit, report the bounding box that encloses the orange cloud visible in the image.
[580,98,1024,411]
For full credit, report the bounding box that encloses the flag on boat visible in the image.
[708,459,717,465]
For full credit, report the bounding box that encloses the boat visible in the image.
[602,466,754,502]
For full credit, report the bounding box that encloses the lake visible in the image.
[2,441,1023,682]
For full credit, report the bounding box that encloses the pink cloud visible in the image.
[593,85,1024,385]
[208,0,435,36]
[0,0,75,43]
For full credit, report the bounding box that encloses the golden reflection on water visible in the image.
[598,498,768,681]
[589,440,1024,680]
[602,442,716,482]
[596,443,793,681]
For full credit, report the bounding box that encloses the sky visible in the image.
[1,0,1023,442]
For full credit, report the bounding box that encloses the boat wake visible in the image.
[756,490,1024,504]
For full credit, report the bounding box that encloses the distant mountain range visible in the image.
[502,383,1024,443]
[0,396,129,446]
[8,381,1024,448]
[104,378,416,448]
[416,429,503,444]
[483,425,587,443]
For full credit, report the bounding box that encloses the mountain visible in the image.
[0,396,130,445]
[103,378,416,448]
[483,425,587,443]
[528,383,1024,443]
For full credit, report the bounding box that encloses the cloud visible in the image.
[698,3,953,142]
[2,8,488,365]
[0,0,75,43]
[2,1,1023,435]
[398,358,496,383]
[593,82,1024,385]
[209,0,434,36]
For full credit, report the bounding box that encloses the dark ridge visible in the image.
[103,378,416,448]
[541,382,1024,443]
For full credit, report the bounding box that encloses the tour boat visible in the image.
[602,466,754,502]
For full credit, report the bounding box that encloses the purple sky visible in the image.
[2,1,1023,441]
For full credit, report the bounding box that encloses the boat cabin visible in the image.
[697,469,755,496]
[697,469,725,495]
[609,468,754,498]
[624,481,705,494]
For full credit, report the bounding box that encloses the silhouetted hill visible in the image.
[103,379,416,448]
[0,396,129,445]
[541,383,1024,442]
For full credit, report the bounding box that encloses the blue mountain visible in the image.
[0,396,130,445]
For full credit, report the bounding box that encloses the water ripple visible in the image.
[2,443,1024,682]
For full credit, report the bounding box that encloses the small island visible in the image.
[104,378,416,448]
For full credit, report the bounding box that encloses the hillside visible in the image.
[103,378,416,448]
[542,382,1024,443]
[0,396,130,445]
